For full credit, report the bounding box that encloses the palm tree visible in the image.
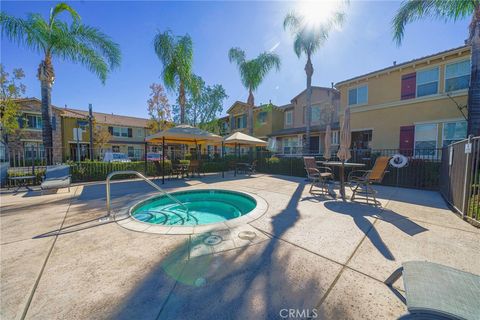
[0,3,121,163]
[284,10,345,153]
[154,30,196,125]
[228,47,280,135]
[392,0,480,135]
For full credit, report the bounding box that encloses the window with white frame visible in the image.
[24,142,44,159]
[285,110,293,126]
[136,128,143,138]
[414,123,437,156]
[112,127,129,137]
[282,136,298,154]
[445,59,470,92]
[331,131,339,145]
[416,67,439,97]
[26,114,42,129]
[348,85,368,106]
[442,121,467,147]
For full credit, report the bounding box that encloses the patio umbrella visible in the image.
[337,107,351,162]
[145,124,223,144]
[145,124,223,183]
[224,132,267,147]
[224,132,267,176]
[324,124,332,160]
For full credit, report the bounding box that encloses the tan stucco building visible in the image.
[268,87,340,155]
[335,45,470,155]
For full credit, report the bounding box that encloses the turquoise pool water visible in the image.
[131,190,257,226]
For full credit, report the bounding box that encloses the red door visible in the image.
[399,125,414,156]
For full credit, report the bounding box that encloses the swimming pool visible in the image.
[130,189,257,226]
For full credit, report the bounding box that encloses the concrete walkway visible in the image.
[1,173,479,319]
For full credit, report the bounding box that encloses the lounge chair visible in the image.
[189,160,203,177]
[303,157,334,195]
[385,261,480,320]
[348,156,390,205]
[41,165,71,193]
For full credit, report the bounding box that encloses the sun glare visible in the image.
[297,0,341,29]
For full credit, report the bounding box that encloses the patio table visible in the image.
[318,161,365,201]
[8,175,36,192]
[235,162,250,176]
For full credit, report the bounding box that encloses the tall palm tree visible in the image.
[392,0,480,136]
[228,47,280,135]
[0,3,121,163]
[284,10,345,153]
[154,30,196,125]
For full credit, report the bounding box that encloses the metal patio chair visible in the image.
[303,157,334,195]
[348,156,390,206]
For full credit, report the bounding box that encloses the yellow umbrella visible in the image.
[224,132,267,147]
[337,107,351,162]
[324,124,332,160]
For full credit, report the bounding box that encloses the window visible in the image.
[285,110,293,127]
[331,131,339,145]
[414,123,437,156]
[416,67,439,97]
[24,142,44,159]
[127,146,134,157]
[311,105,321,124]
[445,59,470,92]
[257,111,267,124]
[282,137,298,154]
[26,114,42,129]
[112,127,129,137]
[112,145,120,152]
[442,121,467,147]
[136,128,144,138]
[235,115,247,129]
[348,85,368,106]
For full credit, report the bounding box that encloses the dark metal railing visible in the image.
[440,136,480,226]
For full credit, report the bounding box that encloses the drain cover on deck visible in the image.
[203,235,223,246]
[238,231,257,240]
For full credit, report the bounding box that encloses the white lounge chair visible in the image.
[385,261,480,320]
[41,165,71,193]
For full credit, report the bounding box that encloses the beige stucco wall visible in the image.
[337,47,470,149]
[288,88,340,129]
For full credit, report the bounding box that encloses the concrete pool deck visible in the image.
[1,173,479,319]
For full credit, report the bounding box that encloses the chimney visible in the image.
[393,61,397,66]
[331,82,334,89]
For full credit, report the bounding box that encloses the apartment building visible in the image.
[61,108,150,160]
[335,45,470,156]
[268,87,341,155]
[3,98,63,162]
[221,101,284,139]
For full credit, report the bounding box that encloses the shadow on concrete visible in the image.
[111,182,348,319]
[324,201,428,261]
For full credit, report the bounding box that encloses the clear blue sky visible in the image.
[1,0,470,119]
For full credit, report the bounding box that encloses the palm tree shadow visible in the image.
[111,182,350,319]
[324,201,428,261]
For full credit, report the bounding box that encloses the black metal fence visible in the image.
[440,136,480,226]
[1,145,444,191]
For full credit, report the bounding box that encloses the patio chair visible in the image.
[189,160,203,177]
[348,156,390,205]
[303,157,334,195]
[244,160,257,175]
[41,165,71,193]
[385,261,480,320]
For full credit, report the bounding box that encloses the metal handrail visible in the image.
[105,170,189,218]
